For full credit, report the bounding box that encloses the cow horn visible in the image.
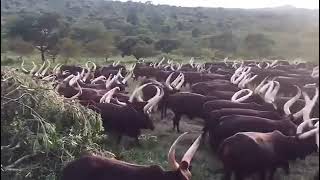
[34,61,47,77]
[63,74,75,82]
[143,86,161,114]
[91,75,106,84]
[129,83,152,103]
[69,72,80,87]
[297,118,319,134]
[231,89,253,103]
[165,73,174,90]
[224,57,228,66]
[284,86,301,116]
[122,71,133,84]
[180,134,202,169]
[254,76,269,94]
[265,81,280,104]
[113,60,120,67]
[40,60,51,77]
[238,73,251,88]
[171,73,183,87]
[104,87,120,103]
[242,74,258,88]
[298,125,319,140]
[168,132,188,170]
[55,64,62,75]
[67,82,82,100]
[175,73,185,90]
[115,97,127,106]
[233,71,248,84]
[52,63,61,73]
[302,87,319,124]
[29,62,38,75]
[20,59,29,73]
[170,64,176,71]
[100,92,109,103]
[117,68,124,79]
[270,60,278,68]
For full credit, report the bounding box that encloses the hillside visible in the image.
[1,0,319,62]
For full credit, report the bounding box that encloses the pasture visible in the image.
[1,55,319,180]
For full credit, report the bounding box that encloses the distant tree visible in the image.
[127,8,139,25]
[7,37,34,55]
[132,43,157,60]
[85,39,113,57]
[155,39,180,53]
[6,13,67,61]
[116,37,139,57]
[207,32,237,53]
[245,33,275,57]
[59,37,81,61]
[192,28,201,37]
[71,22,108,43]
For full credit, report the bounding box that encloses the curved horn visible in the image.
[55,64,62,75]
[302,87,319,124]
[270,60,278,68]
[34,61,46,77]
[20,59,29,73]
[297,118,319,134]
[40,60,51,77]
[69,72,80,87]
[284,86,301,116]
[122,71,133,84]
[91,75,106,84]
[67,82,82,100]
[143,86,161,114]
[175,73,185,90]
[128,83,153,103]
[29,62,38,75]
[115,97,127,106]
[298,124,319,140]
[180,134,202,168]
[104,87,120,103]
[231,89,253,103]
[265,81,280,103]
[52,63,61,73]
[254,76,269,94]
[168,132,188,170]
[171,73,183,87]
[165,72,174,90]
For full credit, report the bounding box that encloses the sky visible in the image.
[117,0,319,9]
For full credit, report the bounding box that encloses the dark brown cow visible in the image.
[61,132,202,180]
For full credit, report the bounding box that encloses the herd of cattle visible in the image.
[19,58,319,180]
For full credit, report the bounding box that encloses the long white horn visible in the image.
[69,72,80,87]
[165,73,174,90]
[171,73,183,87]
[104,87,120,103]
[180,134,202,168]
[115,98,127,106]
[168,132,188,170]
[34,61,46,77]
[298,126,319,140]
[284,86,301,116]
[30,62,38,75]
[265,81,280,103]
[297,118,319,134]
[128,83,152,103]
[175,73,185,90]
[20,59,29,73]
[302,87,319,124]
[40,60,51,77]
[66,82,82,100]
[91,75,106,84]
[143,86,161,114]
[270,60,278,67]
[254,76,269,94]
[231,89,253,103]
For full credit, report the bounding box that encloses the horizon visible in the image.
[116,0,319,9]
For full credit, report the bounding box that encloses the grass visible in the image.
[1,54,318,180]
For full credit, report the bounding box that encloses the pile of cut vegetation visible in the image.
[1,68,113,180]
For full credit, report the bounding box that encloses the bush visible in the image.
[1,69,111,180]
[7,37,34,55]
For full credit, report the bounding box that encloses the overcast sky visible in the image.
[117,0,319,9]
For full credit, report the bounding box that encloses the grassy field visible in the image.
[1,55,319,180]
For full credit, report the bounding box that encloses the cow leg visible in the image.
[116,135,122,145]
[173,114,181,132]
[268,167,276,180]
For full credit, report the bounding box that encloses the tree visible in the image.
[59,37,81,62]
[245,33,275,57]
[154,39,180,53]
[207,32,237,53]
[6,13,67,61]
[85,39,113,57]
[132,43,157,60]
[127,8,139,25]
